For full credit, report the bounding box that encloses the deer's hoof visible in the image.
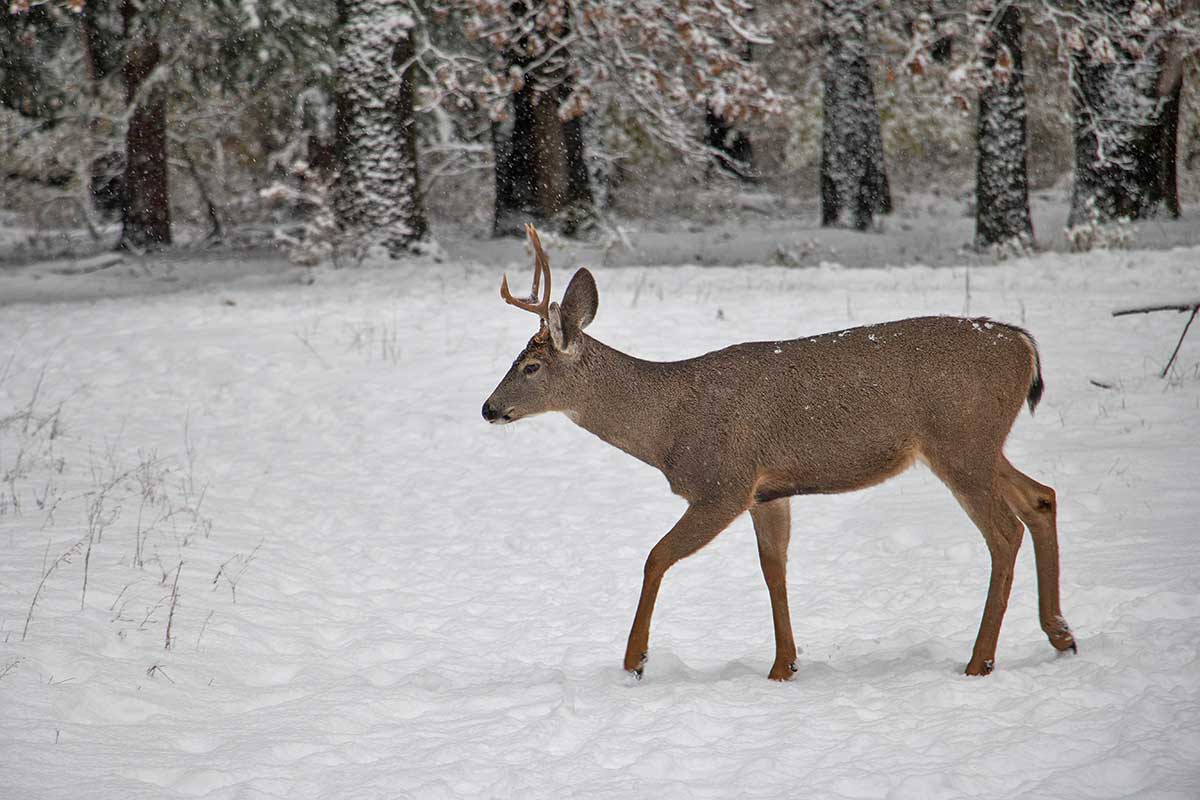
[623,651,647,679]
[1045,615,1077,653]
[1051,636,1079,655]
[768,662,798,682]
[965,658,994,676]
[1048,627,1077,655]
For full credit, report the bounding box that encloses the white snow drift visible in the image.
[1,245,1198,798]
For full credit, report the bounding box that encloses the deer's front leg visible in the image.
[624,499,746,678]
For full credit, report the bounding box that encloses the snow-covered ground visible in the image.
[1,237,1198,798]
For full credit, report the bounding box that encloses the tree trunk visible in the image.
[117,0,171,251]
[562,97,593,221]
[493,83,536,237]
[820,0,891,231]
[1157,76,1182,218]
[1068,0,1181,226]
[529,87,570,222]
[333,0,427,258]
[494,81,594,237]
[492,7,594,238]
[975,4,1033,248]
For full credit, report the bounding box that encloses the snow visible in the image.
[1,239,1199,798]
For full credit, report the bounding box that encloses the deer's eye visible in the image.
[523,362,541,376]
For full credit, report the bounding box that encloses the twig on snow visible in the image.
[1112,300,1200,378]
[164,561,183,650]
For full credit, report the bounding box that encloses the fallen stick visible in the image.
[1112,301,1200,316]
[1112,300,1200,378]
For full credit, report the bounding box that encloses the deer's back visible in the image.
[658,316,1038,501]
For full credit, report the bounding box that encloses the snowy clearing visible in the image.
[1,244,1199,798]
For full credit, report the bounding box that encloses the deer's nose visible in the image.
[482,401,499,421]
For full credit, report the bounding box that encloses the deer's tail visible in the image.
[1011,325,1044,414]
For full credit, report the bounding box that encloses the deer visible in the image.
[483,224,1076,681]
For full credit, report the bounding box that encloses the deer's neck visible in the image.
[565,336,673,471]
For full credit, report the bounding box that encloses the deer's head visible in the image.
[483,224,598,424]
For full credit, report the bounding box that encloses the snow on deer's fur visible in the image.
[484,224,1076,681]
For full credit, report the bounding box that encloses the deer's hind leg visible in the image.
[750,498,798,681]
[927,453,1025,676]
[997,458,1076,655]
[959,488,1025,675]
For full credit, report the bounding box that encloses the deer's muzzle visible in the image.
[481,400,513,424]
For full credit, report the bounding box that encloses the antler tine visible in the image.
[528,224,549,309]
[499,223,552,323]
[526,223,549,302]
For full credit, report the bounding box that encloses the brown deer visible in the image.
[483,224,1075,681]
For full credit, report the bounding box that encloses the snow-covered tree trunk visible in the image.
[1068,0,1181,226]
[820,0,891,231]
[975,3,1032,248]
[118,0,171,251]
[333,0,427,258]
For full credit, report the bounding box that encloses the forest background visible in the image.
[2,0,1199,265]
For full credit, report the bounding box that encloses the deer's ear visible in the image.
[548,303,567,352]
[550,269,597,353]
[561,268,598,332]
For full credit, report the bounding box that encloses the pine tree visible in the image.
[975,3,1032,248]
[820,0,891,231]
[332,0,427,257]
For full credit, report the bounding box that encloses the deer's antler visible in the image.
[500,223,552,325]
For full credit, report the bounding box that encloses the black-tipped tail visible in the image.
[1021,328,1044,414]
[1027,360,1044,414]
[989,318,1044,414]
